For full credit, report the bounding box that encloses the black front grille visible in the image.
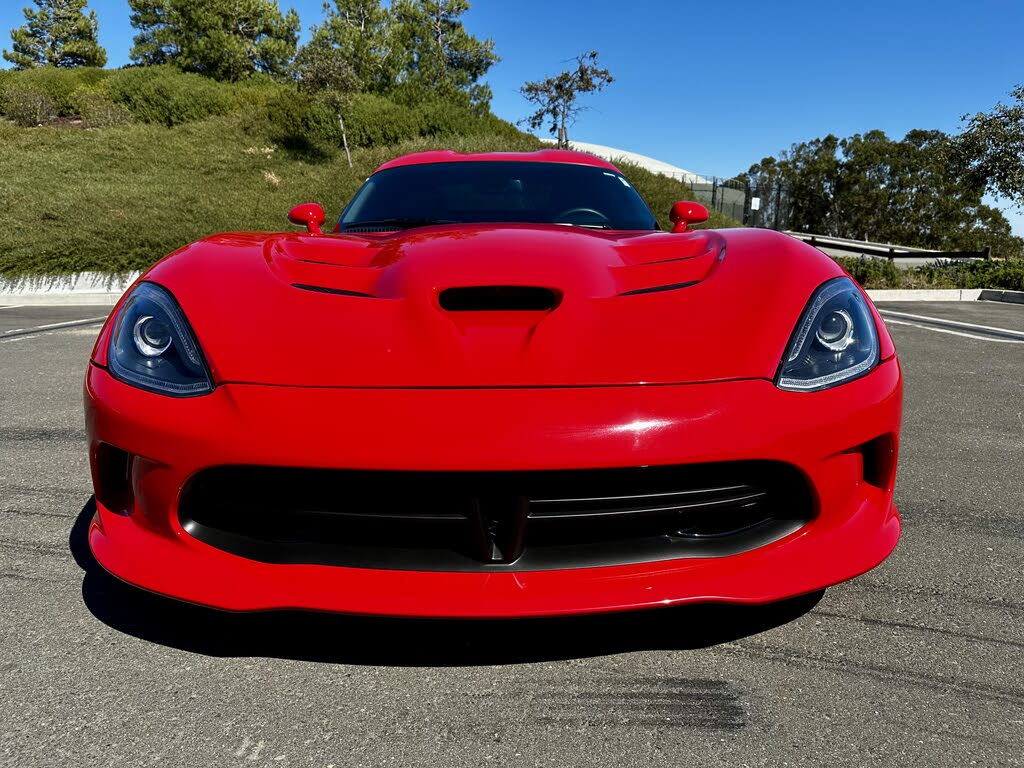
[179,462,813,572]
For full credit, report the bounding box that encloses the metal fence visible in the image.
[656,172,794,229]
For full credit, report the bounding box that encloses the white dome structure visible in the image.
[539,138,709,184]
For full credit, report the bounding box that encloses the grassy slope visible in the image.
[0,117,738,278]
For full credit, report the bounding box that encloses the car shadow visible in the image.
[71,497,822,666]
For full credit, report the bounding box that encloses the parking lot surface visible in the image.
[1,300,1022,767]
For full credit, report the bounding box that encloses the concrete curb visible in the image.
[978,289,1024,305]
[865,289,982,302]
[0,272,140,306]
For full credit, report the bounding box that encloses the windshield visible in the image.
[339,161,657,232]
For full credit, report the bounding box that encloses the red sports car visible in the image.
[84,150,902,617]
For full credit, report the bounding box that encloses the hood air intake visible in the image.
[439,286,561,312]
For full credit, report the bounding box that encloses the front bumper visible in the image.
[84,360,902,617]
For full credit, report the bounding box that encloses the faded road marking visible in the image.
[882,317,1024,344]
[2,316,108,337]
[879,309,1024,342]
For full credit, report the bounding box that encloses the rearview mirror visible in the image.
[288,203,326,235]
[669,201,710,233]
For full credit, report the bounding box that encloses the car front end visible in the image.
[84,152,902,617]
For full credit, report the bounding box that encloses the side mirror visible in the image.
[288,203,326,235]
[669,201,710,233]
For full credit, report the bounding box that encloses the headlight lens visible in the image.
[777,277,879,392]
[107,282,213,396]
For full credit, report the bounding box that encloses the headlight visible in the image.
[776,277,879,392]
[107,282,213,397]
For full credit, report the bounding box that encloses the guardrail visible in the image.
[786,232,990,262]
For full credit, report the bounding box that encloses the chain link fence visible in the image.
[657,172,793,229]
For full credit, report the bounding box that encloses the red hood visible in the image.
[135,225,844,387]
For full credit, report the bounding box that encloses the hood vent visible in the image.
[439,286,561,312]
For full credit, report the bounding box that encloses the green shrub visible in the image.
[0,67,108,117]
[265,91,343,158]
[413,99,482,137]
[915,259,1024,291]
[71,85,132,128]
[0,81,57,127]
[833,256,903,289]
[339,93,522,149]
[344,93,421,147]
[472,112,525,139]
[105,66,236,126]
[230,74,289,112]
[830,255,1024,290]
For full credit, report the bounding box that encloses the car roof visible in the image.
[373,150,622,174]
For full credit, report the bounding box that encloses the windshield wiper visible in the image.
[340,218,455,232]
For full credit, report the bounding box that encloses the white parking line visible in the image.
[0,334,37,344]
[879,310,1024,339]
[0,320,106,344]
[882,318,1024,344]
[2,316,108,336]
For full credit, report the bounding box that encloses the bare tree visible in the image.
[520,51,613,148]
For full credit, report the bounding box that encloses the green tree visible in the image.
[304,0,400,93]
[390,0,498,109]
[292,38,360,166]
[127,0,300,81]
[3,0,107,69]
[780,135,841,233]
[520,51,613,148]
[747,129,1022,258]
[952,85,1024,208]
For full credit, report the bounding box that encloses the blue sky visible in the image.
[3,0,1022,232]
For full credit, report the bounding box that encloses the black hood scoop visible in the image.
[439,286,561,312]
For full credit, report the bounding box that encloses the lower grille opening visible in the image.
[179,462,814,572]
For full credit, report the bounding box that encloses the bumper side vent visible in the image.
[92,442,133,515]
[860,434,897,490]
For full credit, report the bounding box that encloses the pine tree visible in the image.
[3,0,107,69]
[520,52,613,148]
[305,0,400,93]
[127,0,300,81]
[391,0,498,108]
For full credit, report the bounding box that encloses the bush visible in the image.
[833,256,903,289]
[344,93,421,147]
[915,259,1024,291]
[413,99,483,137]
[105,66,236,126]
[338,93,522,149]
[0,81,57,127]
[0,67,107,117]
[265,91,343,158]
[831,255,1024,290]
[71,85,132,128]
[230,73,289,113]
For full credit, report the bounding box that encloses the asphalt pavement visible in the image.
[1,300,1022,767]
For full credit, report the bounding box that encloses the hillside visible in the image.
[0,68,740,278]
